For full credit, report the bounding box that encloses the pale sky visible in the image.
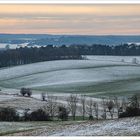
[0,4,140,35]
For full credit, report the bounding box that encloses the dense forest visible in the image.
[0,45,82,67]
[0,43,140,68]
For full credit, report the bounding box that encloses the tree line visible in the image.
[0,45,82,68]
[0,92,139,122]
[1,43,140,68]
[71,43,140,56]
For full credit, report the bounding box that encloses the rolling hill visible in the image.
[0,56,140,96]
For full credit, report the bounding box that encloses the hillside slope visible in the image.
[0,56,140,96]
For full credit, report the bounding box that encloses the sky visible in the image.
[0,4,140,35]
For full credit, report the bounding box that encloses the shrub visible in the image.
[119,111,128,118]
[89,115,94,120]
[58,106,69,121]
[0,107,19,121]
[20,88,26,96]
[29,109,50,121]
[26,88,32,97]
[119,95,140,118]
[119,107,140,118]
[20,88,32,97]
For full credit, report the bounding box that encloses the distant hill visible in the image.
[0,34,140,46]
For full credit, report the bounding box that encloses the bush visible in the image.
[89,115,94,120]
[119,107,140,118]
[119,112,128,118]
[58,106,69,121]
[0,107,19,121]
[29,109,50,121]
[20,88,26,96]
[119,95,140,118]
[26,88,32,97]
[20,88,32,97]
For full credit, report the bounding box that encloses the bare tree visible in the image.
[24,108,30,121]
[121,97,128,112]
[101,97,107,120]
[41,92,46,101]
[67,94,78,120]
[106,99,115,119]
[132,58,138,64]
[129,94,139,108]
[86,98,94,120]
[43,94,58,120]
[93,102,99,120]
[80,95,86,120]
[114,96,121,118]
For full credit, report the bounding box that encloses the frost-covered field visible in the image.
[0,56,140,136]
[86,55,140,63]
[52,117,140,136]
[1,117,139,136]
[0,93,47,112]
[0,43,29,49]
[0,55,140,96]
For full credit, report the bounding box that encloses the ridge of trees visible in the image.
[1,43,140,68]
[0,45,82,68]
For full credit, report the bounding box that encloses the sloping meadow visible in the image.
[0,56,140,96]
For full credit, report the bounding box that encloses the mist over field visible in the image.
[1,34,140,48]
